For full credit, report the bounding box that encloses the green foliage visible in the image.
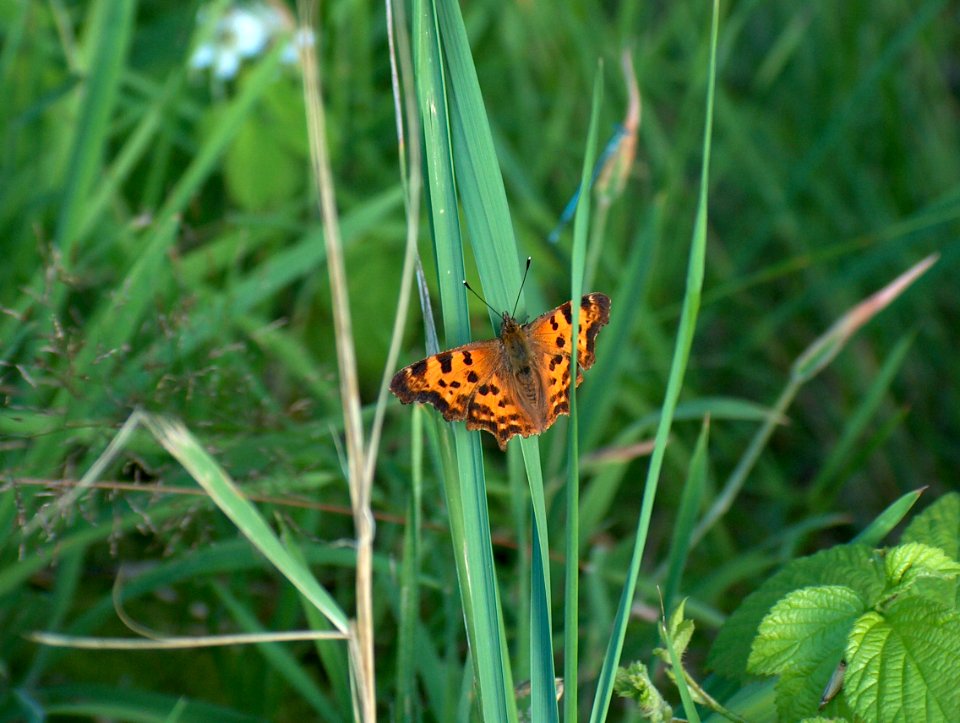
[749,586,865,720]
[218,75,309,211]
[845,596,960,721]
[903,493,960,560]
[708,545,885,678]
[614,662,673,723]
[2,0,959,720]
[710,493,960,721]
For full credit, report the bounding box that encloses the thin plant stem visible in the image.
[298,2,374,718]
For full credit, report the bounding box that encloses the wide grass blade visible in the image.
[431,6,567,718]
[414,0,516,718]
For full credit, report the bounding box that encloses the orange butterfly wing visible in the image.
[389,339,541,450]
[391,292,610,450]
[389,340,500,423]
[524,292,611,430]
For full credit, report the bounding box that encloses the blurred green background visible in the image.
[1,0,958,719]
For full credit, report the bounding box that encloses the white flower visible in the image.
[190,2,294,80]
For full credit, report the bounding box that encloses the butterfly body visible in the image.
[498,313,549,429]
[391,293,610,450]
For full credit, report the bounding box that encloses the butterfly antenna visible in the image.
[463,280,501,317]
[511,257,532,318]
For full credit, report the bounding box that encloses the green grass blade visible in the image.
[589,1,720,718]
[55,0,135,259]
[561,67,603,723]
[431,6,565,720]
[414,0,516,718]
[517,437,554,720]
[529,515,556,723]
[141,413,349,632]
[435,2,522,311]
[854,488,926,546]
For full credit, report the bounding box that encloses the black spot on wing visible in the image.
[437,352,453,374]
[410,359,428,377]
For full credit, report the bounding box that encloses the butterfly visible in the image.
[390,292,611,449]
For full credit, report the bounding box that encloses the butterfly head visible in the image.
[499,310,522,335]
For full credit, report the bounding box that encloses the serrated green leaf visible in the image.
[845,596,960,722]
[709,545,884,679]
[902,493,960,561]
[884,542,960,595]
[773,653,849,723]
[655,600,695,664]
[667,599,694,656]
[672,619,696,660]
[748,586,865,675]
[747,585,865,720]
[668,598,688,636]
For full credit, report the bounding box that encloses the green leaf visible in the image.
[748,585,865,720]
[222,76,307,211]
[845,596,960,722]
[709,545,884,679]
[902,492,960,561]
[773,654,852,723]
[884,542,960,595]
[748,585,866,676]
[666,599,695,660]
